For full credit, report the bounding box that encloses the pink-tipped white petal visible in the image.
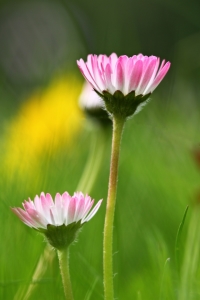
[137,58,158,95]
[109,53,118,70]
[128,59,143,94]
[12,191,102,229]
[49,205,60,226]
[55,193,64,223]
[40,194,52,224]
[74,197,85,221]
[23,199,34,211]
[87,55,103,90]
[114,60,124,91]
[67,197,77,224]
[11,207,37,228]
[26,208,48,228]
[62,192,71,225]
[33,195,43,215]
[81,195,94,217]
[77,53,170,98]
[77,59,100,92]
[82,199,103,223]
[147,61,171,93]
[45,193,54,206]
[104,64,115,93]
[143,57,160,94]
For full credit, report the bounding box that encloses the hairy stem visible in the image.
[103,116,125,300]
[57,249,74,300]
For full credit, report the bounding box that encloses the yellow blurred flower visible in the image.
[4,75,83,175]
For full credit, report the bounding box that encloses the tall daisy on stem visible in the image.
[77,53,171,300]
[11,191,102,300]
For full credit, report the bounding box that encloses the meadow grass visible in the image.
[1,92,200,299]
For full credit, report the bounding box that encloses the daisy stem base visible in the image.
[103,115,125,300]
[57,248,74,300]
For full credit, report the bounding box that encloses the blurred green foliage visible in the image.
[1,95,200,299]
[1,0,200,299]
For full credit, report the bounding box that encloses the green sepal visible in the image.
[94,89,151,119]
[94,89,105,99]
[37,221,84,250]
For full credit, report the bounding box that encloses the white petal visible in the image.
[82,199,103,223]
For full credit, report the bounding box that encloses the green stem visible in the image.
[57,249,74,300]
[103,115,125,300]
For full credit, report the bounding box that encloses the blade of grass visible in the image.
[84,278,99,300]
[175,205,189,273]
[159,257,171,300]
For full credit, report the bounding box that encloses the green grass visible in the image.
[1,93,200,299]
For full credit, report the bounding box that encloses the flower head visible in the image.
[77,53,170,118]
[79,82,104,110]
[11,192,102,249]
[79,82,111,126]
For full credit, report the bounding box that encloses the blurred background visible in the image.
[1,0,200,299]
